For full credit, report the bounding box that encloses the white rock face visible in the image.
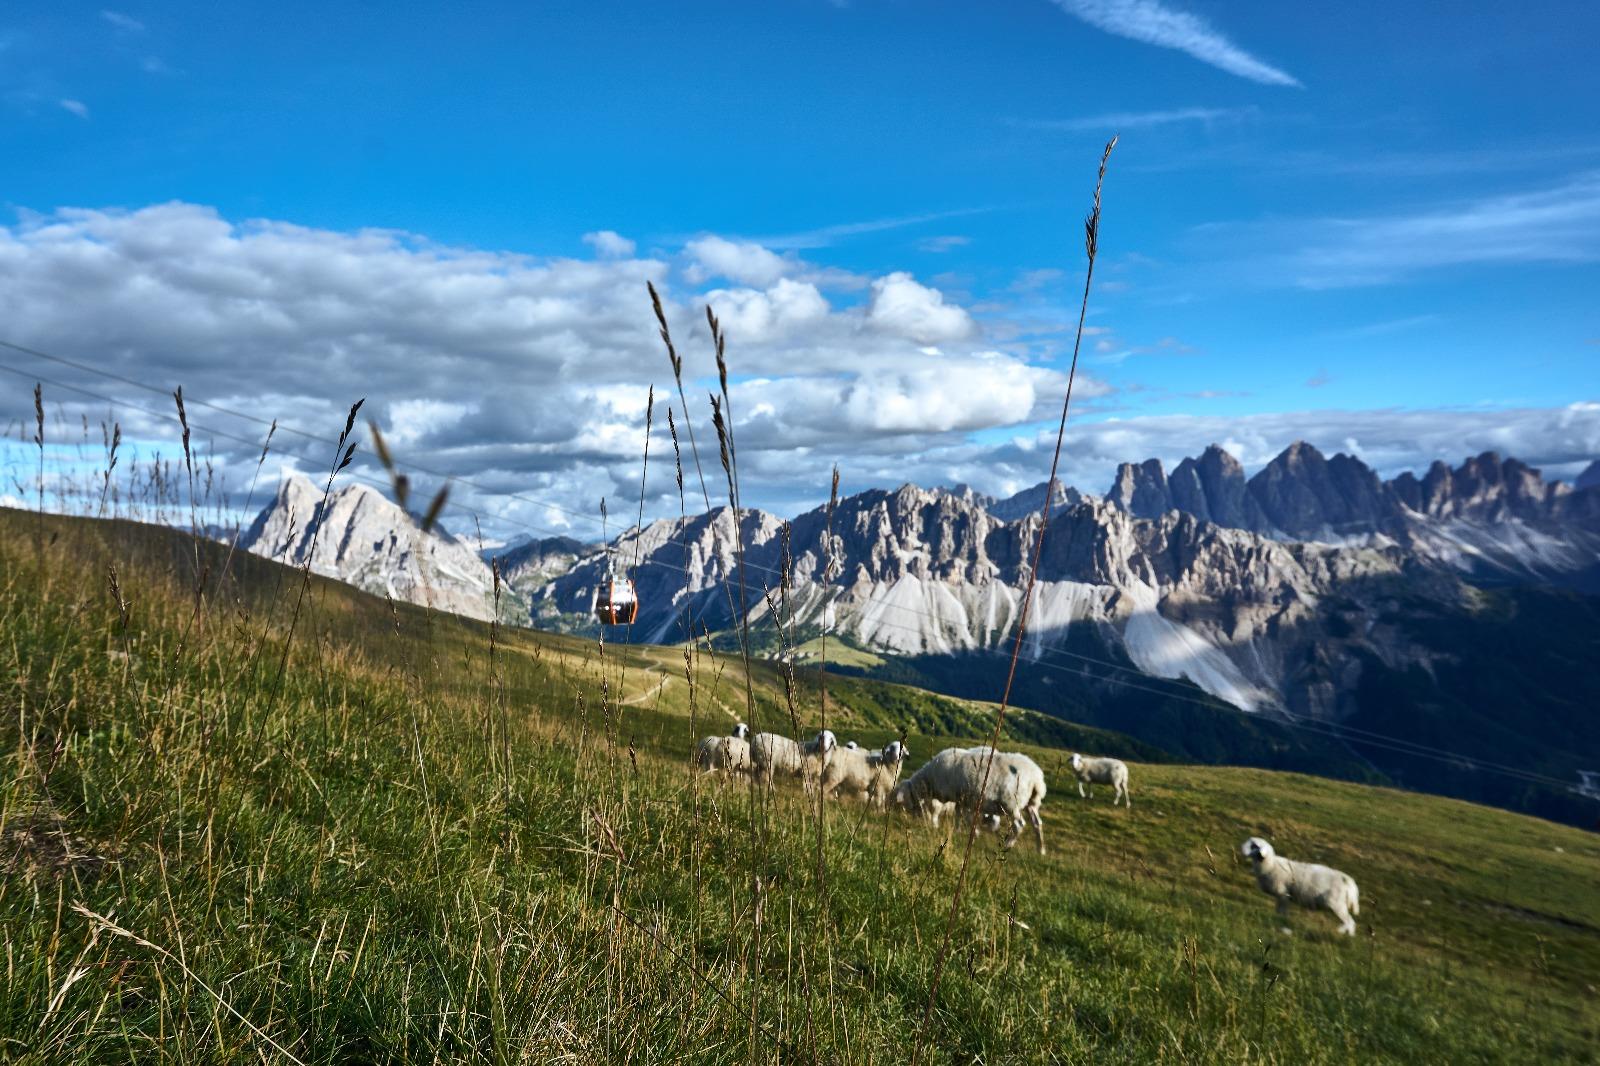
[239,474,504,622]
[529,484,1436,718]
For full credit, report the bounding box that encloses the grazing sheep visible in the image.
[819,740,909,809]
[844,740,859,750]
[1241,837,1360,936]
[750,729,837,791]
[893,746,1047,853]
[1069,753,1131,807]
[694,722,752,776]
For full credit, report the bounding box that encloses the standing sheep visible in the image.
[1240,837,1360,936]
[893,746,1047,853]
[1069,753,1131,807]
[819,740,909,809]
[694,722,751,777]
[750,729,837,791]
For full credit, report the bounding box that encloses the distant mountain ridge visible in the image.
[1102,443,1600,589]
[228,442,1600,826]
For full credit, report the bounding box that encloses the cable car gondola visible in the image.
[592,551,639,626]
[591,497,639,625]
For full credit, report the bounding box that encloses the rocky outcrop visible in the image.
[530,480,1456,719]
[239,474,509,622]
[1108,459,1170,520]
[1102,441,1600,588]
[982,479,1085,522]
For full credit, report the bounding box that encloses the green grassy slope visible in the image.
[3,508,1598,1063]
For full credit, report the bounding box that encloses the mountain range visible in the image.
[237,442,1600,825]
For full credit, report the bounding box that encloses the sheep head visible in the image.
[732,722,751,739]
[1241,837,1274,864]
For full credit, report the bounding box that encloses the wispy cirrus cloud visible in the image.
[1017,105,1259,133]
[1047,0,1300,87]
[1239,171,1600,288]
[100,10,145,33]
[753,205,998,250]
[58,99,89,119]
[915,235,971,253]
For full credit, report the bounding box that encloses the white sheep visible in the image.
[749,729,837,791]
[893,746,1047,853]
[1240,837,1360,936]
[1069,753,1131,807]
[843,740,859,750]
[694,722,751,777]
[818,740,909,809]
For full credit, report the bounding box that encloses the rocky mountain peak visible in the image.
[239,472,507,622]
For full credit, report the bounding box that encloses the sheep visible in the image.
[818,740,909,809]
[843,740,859,750]
[892,746,1047,853]
[749,729,837,791]
[694,722,751,777]
[1069,753,1131,807]
[1240,837,1360,936]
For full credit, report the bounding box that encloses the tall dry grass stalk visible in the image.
[909,133,1118,1066]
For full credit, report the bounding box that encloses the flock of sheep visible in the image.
[695,723,1362,937]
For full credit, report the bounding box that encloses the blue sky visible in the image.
[2,1,1597,539]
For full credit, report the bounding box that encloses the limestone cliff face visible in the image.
[529,482,1460,720]
[1099,442,1600,588]
[239,474,508,622]
[239,440,1599,725]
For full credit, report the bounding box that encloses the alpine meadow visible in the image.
[4,2,1600,1064]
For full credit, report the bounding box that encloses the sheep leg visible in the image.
[1002,814,1022,849]
[1330,903,1356,936]
[1077,780,1086,799]
[1027,806,1045,854]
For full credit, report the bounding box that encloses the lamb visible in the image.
[892,746,1047,853]
[818,740,909,809]
[749,729,837,790]
[1240,837,1360,936]
[694,722,751,777]
[1069,753,1131,807]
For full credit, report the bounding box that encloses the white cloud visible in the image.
[387,399,475,447]
[865,272,975,344]
[582,230,636,259]
[703,279,830,343]
[683,235,792,287]
[916,235,971,253]
[1227,171,1600,288]
[101,10,145,32]
[0,203,1058,537]
[1020,106,1259,132]
[59,99,89,119]
[1048,0,1300,87]
[754,206,996,251]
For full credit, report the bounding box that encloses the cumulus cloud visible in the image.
[582,230,636,259]
[1047,0,1300,87]
[702,279,830,343]
[865,272,975,344]
[683,235,793,286]
[0,202,1057,538]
